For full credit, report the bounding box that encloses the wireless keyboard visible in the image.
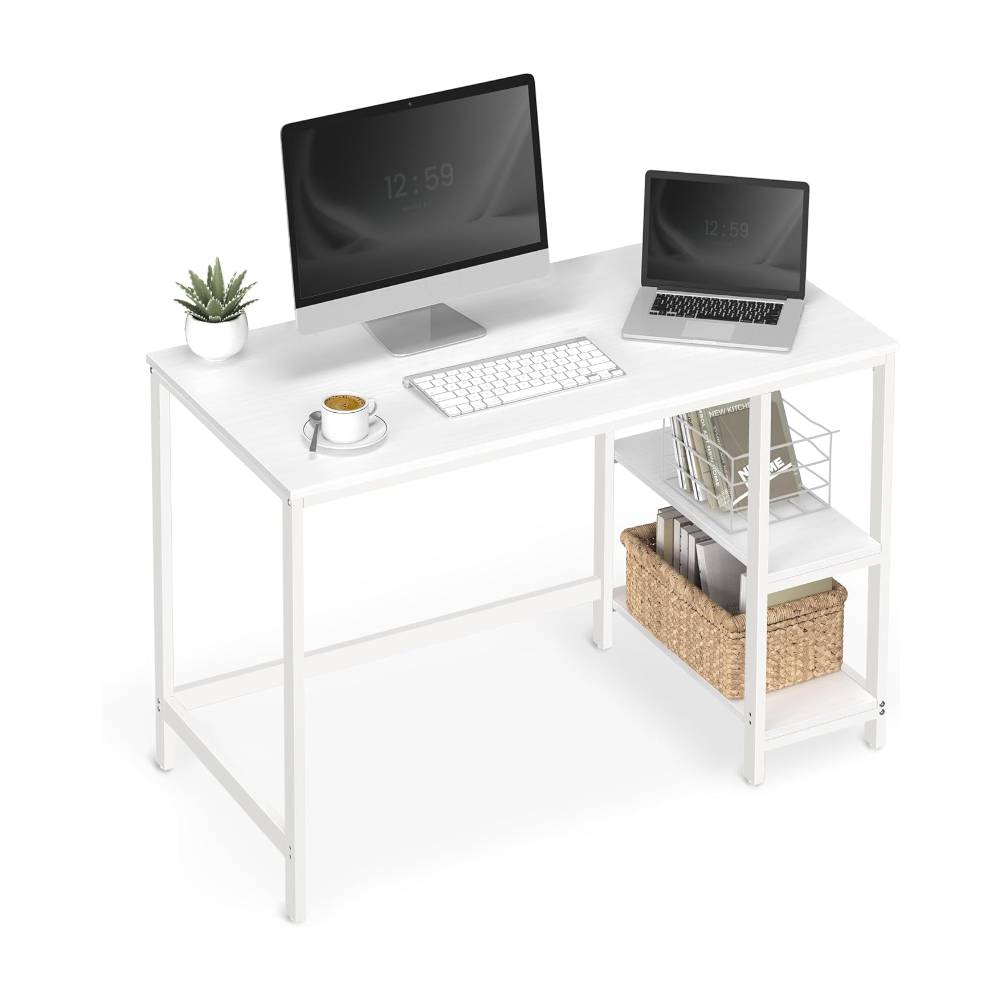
[404,337,626,417]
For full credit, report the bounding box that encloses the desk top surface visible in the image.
[148,244,896,503]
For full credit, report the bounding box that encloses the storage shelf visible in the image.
[613,587,877,746]
[614,430,880,586]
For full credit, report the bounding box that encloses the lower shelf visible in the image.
[612,587,877,747]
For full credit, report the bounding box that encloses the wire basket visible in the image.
[663,399,837,533]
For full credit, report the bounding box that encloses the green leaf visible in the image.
[176,282,203,305]
[206,296,224,319]
[224,270,246,304]
[174,298,210,319]
[222,296,258,317]
[209,257,225,301]
[225,285,250,306]
[227,281,256,307]
[188,271,211,306]
[223,296,257,317]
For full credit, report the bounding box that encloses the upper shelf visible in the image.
[614,429,880,585]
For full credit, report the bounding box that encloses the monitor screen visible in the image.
[282,76,546,308]
[644,174,808,298]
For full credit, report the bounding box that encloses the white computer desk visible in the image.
[148,243,897,921]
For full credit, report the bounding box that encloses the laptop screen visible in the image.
[643,173,808,299]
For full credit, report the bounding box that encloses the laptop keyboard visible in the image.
[650,293,783,325]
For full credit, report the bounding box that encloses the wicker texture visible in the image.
[621,523,846,699]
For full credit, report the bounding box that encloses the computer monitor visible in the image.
[281,75,549,356]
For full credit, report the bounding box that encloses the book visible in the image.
[695,539,745,614]
[687,412,719,508]
[686,528,711,586]
[697,408,727,508]
[675,518,694,575]
[738,576,835,614]
[702,392,803,512]
[672,517,692,572]
[694,536,717,599]
[655,506,678,561]
[680,418,706,502]
[670,416,694,493]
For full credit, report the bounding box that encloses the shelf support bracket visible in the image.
[865,355,894,750]
[151,372,176,772]
[593,431,615,650]
[283,497,306,921]
[743,393,771,785]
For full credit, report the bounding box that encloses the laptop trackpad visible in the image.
[685,320,737,341]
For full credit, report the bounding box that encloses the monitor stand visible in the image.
[364,304,486,357]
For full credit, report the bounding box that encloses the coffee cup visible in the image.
[321,393,378,444]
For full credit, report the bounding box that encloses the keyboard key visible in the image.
[495,382,562,404]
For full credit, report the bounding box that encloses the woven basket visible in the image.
[621,523,847,699]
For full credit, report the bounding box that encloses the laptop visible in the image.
[622,171,809,352]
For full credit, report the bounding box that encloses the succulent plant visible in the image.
[175,258,257,323]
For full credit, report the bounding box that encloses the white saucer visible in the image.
[302,415,388,453]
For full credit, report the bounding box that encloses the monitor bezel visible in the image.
[281,74,548,310]
[641,170,809,300]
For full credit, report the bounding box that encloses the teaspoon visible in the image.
[308,410,322,452]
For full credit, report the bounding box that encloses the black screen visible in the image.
[282,80,545,307]
[645,176,806,297]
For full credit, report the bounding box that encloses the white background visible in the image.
[4,0,999,995]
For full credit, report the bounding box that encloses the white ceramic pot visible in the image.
[185,312,248,361]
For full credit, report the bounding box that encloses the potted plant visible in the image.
[174,258,257,361]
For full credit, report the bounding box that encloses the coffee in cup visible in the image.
[321,393,377,444]
[324,394,366,412]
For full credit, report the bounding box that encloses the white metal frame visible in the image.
[865,356,894,749]
[151,376,175,773]
[742,393,772,785]
[151,363,893,916]
[148,248,896,922]
[150,372,610,921]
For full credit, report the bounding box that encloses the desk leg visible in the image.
[742,393,771,786]
[866,357,894,750]
[283,498,306,922]
[151,374,175,771]
[592,432,615,650]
